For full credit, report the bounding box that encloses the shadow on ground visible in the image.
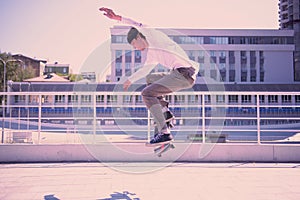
[98,191,140,200]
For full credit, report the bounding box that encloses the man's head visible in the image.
[127,27,148,51]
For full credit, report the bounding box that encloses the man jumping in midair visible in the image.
[100,7,199,144]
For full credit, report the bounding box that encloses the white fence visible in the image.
[1,91,300,144]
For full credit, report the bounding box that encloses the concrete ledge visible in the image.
[0,143,300,163]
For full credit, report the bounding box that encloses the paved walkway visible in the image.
[0,162,300,200]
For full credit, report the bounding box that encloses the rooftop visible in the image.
[8,82,300,92]
[23,73,70,82]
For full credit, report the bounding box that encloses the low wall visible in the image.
[0,143,300,163]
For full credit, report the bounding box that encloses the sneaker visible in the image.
[150,133,173,144]
[154,123,170,137]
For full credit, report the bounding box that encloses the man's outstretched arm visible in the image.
[99,7,121,21]
[99,7,144,27]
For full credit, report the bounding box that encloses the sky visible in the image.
[0,0,279,75]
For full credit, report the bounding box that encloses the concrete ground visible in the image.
[0,162,300,200]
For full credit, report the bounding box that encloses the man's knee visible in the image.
[146,73,165,85]
[141,87,154,97]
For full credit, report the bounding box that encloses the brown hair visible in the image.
[127,27,146,44]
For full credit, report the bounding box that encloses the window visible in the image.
[81,95,91,103]
[198,63,205,77]
[135,95,143,103]
[210,51,217,63]
[123,95,132,103]
[241,71,247,82]
[134,63,142,72]
[125,50,132,63]
[68,95,78,103]
[259,51,265,82]
[115,63,121,70]
[197,50,205,63]
[268,95,278,103]
[228,95,238,103]
[241,95,252,103]
[218,63,226,70]
[282,95,292,103]
[219,51,226,63]
[229,51,235,65]
[112,35,127,43]
[250,51,256,67]
[216,95,225,103]
[125,63,131,70]
[174,95,185,103]
[107,95,118,103]
[219,37,228,44]
[165,95,172,102]
[192,36,204,44]
[219,65,226,82]
[134,50,141,63]
[210,69,217,80]
[229,69,235,82]
[125,62,131,76]
[172,36,203,44]
[210,37,216,44]
[204,95,211,103]
[96,95,105,103]
[250,70,256,82]
[241,51,247,63]
[188,95,199,103]
[259,95,265,103]
[105,120,115,125]
[187,50,195,61]
[296,95,300,103]
[115,63,122,76]
[55,95,65,103]
[15,95,26,103]
[115,50,122,63]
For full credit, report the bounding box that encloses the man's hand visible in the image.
[99,7,121,21]
[123,79,132,91]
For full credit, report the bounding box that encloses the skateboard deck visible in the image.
[146,141,175,157]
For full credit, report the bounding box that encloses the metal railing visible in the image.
[1,91,300,144]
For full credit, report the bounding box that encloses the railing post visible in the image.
[93,93,97,142]
[147,110,151,142]
[1,99,5,143]
[256,94,261,144]
[202,94,206,143]
[38,94,42,144]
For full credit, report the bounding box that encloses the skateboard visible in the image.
[146,141,175,157]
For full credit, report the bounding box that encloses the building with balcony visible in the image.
[12,54,47,77]
[44,62,70,76]
[110,26,295,84]
[278,0,300,81]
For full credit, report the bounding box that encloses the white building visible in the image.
[278,0,300,81]
[110,26,295,84]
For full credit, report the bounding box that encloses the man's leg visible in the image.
[146,73,174,130]
[142,69,194,143]
[146,73,169,107]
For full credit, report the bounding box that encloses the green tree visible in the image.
[0,52,36,94]
[0,52,13,95]
[68,74,83,82]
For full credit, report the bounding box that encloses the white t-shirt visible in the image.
[121,17,199,83]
